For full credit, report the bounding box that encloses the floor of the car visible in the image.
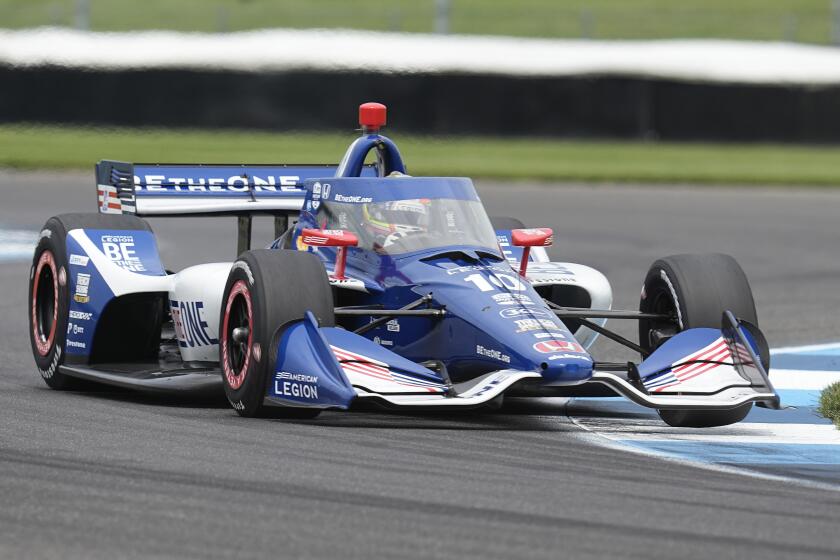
[60,362,222,395]
[60,335,222,395]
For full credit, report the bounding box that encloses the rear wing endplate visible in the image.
[96,161,376,217]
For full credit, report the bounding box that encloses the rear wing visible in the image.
[95,161,376,217]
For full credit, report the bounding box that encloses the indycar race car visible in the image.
[28,102,780,427]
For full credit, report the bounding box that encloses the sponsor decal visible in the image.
[533,340,585,354]
[497,235,517,265]
[66,323,84,335]
[334,194,373,203]
[135,174,301,192]
[386,319,400,332]
[331,345,445,393]
[514,318,563,333]
[69,254,89,266]
[476,344,511,364]
[548,353,593,361]
[499,307,551,319]
[101,235,146,272]
[274,371,319,400]
[515,228,554,246]
[73,273,90,303]
[232,260,255,285]
[534,332,565,339]
[462,371,512,398]
[531,276,578,284]
[69,310,92,321]
[38,345,61,379]
[527,263,575,275]
[98,184,122,214]
[313,182,322,195]
[373,336,394,347]
[446,264,510,275]
[66,340,86,349]
[463,272,525,292]
[322,183,331,199]
[171,300,219,348]
[302,229,351,245]
[492,293,535,306]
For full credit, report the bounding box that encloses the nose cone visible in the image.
[538,353,594,383]
[528,338,594,382]
[405,257,595,383]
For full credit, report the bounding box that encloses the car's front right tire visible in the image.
[639,253,768,428]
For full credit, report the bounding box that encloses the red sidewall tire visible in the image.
[32,250,59,357]
[221,279,254,392]
[28,213,156,390]
[28,223,72,389]
[219,250,334,418]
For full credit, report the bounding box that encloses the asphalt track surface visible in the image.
[1,170,840,559]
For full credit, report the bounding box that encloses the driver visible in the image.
[362,199,431,248]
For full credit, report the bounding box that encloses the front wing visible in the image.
[263,310,780,413]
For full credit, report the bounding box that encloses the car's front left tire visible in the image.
[219,249,334,418]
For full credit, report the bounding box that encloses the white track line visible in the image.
[771,342,840,354]
[770,369,840,390]
[568,418,840,493]
[0,228,36,262]
[568,342,840,489]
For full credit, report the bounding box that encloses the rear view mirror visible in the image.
[510,228,553,276]
[300,229,359,279]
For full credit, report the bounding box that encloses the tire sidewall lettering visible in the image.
[221,279,253,391]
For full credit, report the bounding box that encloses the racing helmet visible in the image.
[362,199,431,245]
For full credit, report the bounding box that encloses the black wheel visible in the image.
[490,216,525,230]
[219,250,334,418]
[28,213,153,389]
[638,253,768,428]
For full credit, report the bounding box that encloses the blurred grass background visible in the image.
[3,1,839,184]
[4,124,840,185]
[0,0,832,43]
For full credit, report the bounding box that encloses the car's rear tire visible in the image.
[29,213,154,389]
[638,253,768,428]
[219,250,334,418]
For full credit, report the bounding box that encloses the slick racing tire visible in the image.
[639,253,769,428]
[490,216,525,231]
[219,250,334,419]
[28,213,153,390]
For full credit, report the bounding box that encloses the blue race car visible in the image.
[28,102,779,427]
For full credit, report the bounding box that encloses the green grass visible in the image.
[818,382,840,429]
[4,124,840,185]
[0,0,832,43]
